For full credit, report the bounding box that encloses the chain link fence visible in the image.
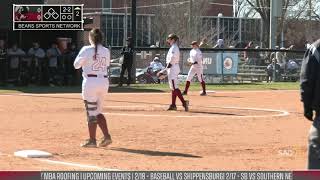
[0,46,305,86]
[108,47,305,84]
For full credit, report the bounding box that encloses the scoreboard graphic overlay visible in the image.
[13,4,83,30]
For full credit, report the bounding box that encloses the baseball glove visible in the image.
[186,58,193,66]
[187,61,193,66]
[157,70,167,80]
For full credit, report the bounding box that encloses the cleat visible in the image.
[167,104,177,111]
[200,92,207,96]
[182,91,188,95]
[183,100,189,112]
[80,139,97,148]
[98,136,112,147]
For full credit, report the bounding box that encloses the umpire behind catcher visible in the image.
[300,39,320,169]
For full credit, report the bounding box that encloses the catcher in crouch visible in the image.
[183,41,206,96]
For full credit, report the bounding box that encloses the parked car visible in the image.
[136,67,162,84]
[109,57,122,84]
[109,66,126,84]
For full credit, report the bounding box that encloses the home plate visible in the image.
[14,150,53,158]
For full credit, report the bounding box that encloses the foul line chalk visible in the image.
[215,90,298,94]
[104,105,289,118]
[1,151,121,171]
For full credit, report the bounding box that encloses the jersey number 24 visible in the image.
[92,56,108,72]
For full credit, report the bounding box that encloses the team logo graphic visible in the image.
[223,57,233,70]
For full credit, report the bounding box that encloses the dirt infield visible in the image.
[0,90,311,170]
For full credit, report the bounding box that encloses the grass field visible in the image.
[0,82,300,94]
[129,82,300,91]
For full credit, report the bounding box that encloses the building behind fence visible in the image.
[83,11,262,48]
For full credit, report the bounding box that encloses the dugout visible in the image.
[7,31,78,51]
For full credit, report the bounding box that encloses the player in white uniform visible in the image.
[183,41,206,96]
[159,34,189,111]
[74,28,112,148]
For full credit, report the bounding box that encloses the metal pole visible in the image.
[189,0,193,40]
[217,17,220,40]
[269,0,282,49]
[270,0,282,82]
[260,18,263,48]
[308,0,312,33]
[221,50,224,83]
[147,16,151,45]
[239,18,242,43]
[281,26,284,48]
[269,0,275,49]
[131,0,136,84]
[132,0,136,47]
[124,2,128,45]
[101,0,104,12]
[309,0,312,21]
[233,0,237,17]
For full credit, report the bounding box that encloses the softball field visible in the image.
[0,90,310,170]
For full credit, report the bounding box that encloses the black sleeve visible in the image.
[300,49,318,109]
